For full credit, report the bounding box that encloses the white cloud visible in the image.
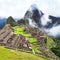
[0,0,60,18]
[0,0,32,18]
[45,25,60,38]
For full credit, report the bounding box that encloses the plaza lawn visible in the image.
[0,46,47,60]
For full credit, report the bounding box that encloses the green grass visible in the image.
[31,44,38,52]
[13,27,48,60]
[0,46,47,60]
[13,27,40,54]
[27,37,37,43]
[13,27,37,43]
[14,27,31,37]
[45,34,56,49]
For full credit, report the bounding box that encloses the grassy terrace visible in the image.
[13,27,37,43]
[0,46,47,60]
[14,27,31,37]
[0,26,48,60]
[13,27,38,52]
[13,26,60,60]
[13,27,48,60]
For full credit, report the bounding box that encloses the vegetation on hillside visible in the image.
[13,27,39,54]
[51,39,60,57]
[45,34,60,58]
[13,26,60,60]
[6,16,29,27]
[6,16,18,27]
[17,19,29,26]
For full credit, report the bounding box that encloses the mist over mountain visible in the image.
[0,4,60,38]
[24,4,60,38]
[24,4,43,27]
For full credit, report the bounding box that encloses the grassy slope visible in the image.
[46,35,56,49]
[0,46,46,60]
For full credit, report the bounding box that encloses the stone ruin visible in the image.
[0,24,59,59]
[0,24,31,50]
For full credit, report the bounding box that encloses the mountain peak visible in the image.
[24,4,44,27]
[30,4,38,10]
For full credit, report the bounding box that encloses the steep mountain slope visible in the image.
[6,16,17,27]
[24,4,60,39]
[6,16,15,24]
[24,4,43,27]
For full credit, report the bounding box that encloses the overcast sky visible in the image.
[0,0,60,18]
